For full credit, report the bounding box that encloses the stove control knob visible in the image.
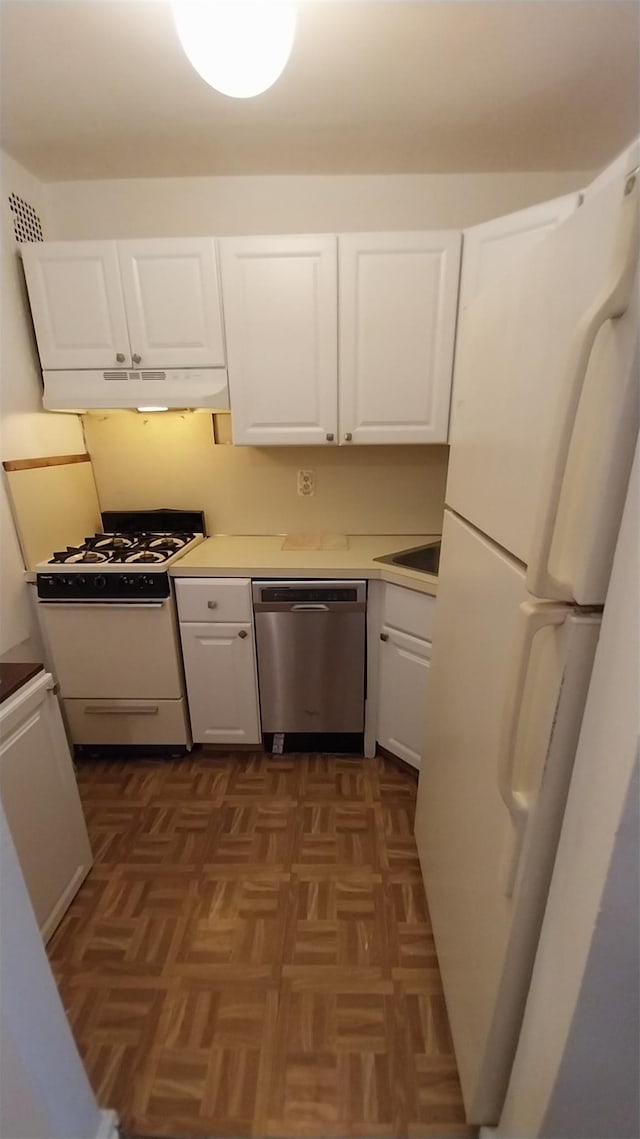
[76,575,86,588]
[93,575,107,591]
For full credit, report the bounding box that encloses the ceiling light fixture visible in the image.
[172,0,296,99]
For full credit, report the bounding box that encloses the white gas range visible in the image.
[35,510,205,755]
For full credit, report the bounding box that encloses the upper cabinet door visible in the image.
[338,231,462,444]
[220,235,338,445]
[118,238,225,369]
[21,241,131,370]
[457,192,580,312]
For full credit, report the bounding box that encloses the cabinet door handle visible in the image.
[344,432,353,442]
[132,353,142,365]
[116,352,126,363]
[207,600,218,609]
[326,432,335,442]
[380,632,389,642]
[238,629,248,639]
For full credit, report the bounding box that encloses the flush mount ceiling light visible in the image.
[172,0,296,98]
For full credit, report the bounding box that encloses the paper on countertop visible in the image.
[282,533,350,551]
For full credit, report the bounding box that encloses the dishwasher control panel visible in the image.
[257,585,360,603]
[252,579,367,606]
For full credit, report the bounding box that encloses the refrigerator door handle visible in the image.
[527,167,639,602]
[497,600,569,896]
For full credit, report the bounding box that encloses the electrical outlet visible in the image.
[297,469,315,496]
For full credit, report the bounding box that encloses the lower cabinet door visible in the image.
[377,626,431,769]
[180,622,261,744]
[0,674,93,942]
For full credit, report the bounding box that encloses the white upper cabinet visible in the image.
[21,237,225,371]
[117,238,225,368]
[339,231,462,444]
[220,235,339,445]
[457,192,580,313]
[21,241,131,370]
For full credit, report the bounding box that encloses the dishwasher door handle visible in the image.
[290,603,330,611]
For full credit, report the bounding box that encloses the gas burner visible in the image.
[91,534,135,551]
[49,547,109,564]
[126,549,166,564]
[148,535,189,551]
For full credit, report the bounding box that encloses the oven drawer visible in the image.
[64,698,189,745]
[175,578,252,623]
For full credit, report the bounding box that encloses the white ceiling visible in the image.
[1,1,639,181]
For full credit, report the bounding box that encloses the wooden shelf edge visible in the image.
[2,453,91,472]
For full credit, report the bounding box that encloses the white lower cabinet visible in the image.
[0,671,93,942]
[176,579,261,745]
[376,584,435,769]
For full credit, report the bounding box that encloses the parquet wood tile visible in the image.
[49,751,476,1139]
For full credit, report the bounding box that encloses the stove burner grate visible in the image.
[47,529,199,566]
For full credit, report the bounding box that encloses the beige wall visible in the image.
[0,151,86,655]
[83,411,447,536]
[45,170,592,240]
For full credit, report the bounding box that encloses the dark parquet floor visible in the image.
[47,750,475,1138]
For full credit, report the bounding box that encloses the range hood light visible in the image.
[136,406,169,413]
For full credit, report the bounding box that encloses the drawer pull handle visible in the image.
[238,629,248,639]
[326,432,334,442]
[207,600,218,609]
[380,632,389,642]
[84,705,160,715]
[344,432,353,442]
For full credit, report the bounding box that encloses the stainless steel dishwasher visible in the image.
[252,580,366,733]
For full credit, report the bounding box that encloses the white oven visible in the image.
[37,597,190,747]
[34,509,205,752]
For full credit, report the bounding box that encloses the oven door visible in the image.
[37,599,184,700]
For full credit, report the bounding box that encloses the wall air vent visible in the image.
[103,371,127,382]
[9,193,44,244]
[141,371,167,382]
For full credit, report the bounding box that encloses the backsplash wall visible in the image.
[83,412,447,535]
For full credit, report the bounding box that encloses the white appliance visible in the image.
[35,510,205,752]
[42,367,229,412]
[414,140,639,1125]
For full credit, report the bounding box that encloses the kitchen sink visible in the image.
[374,540,441,575]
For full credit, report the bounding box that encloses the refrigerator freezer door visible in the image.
[457,192,579,314]
[447,144,638,598]
[414,510,600,1124]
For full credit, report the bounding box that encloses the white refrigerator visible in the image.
[414,138,639,1126]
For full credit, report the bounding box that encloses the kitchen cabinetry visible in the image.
[339,231,461,444]
[0,670,93,942]
[220,235,338,445]
[21,237,225,371]
[175,579,261,745]
[376,584,435,769]
[220,230,461,446]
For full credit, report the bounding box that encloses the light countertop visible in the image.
[169,534,440,595]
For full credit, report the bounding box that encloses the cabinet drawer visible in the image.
[64,698,189,745]
[175,577,252,622]
[382,583,435,641]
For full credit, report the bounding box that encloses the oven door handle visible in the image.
[83,705,160,715]
[37,602,167,609]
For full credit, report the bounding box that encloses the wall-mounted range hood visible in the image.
[42,368,230,412]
